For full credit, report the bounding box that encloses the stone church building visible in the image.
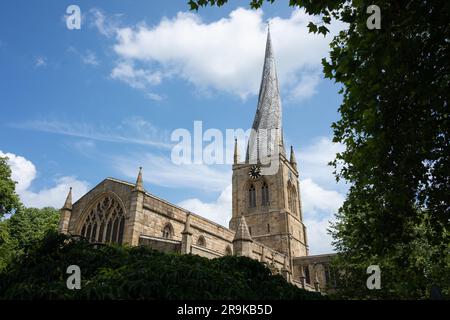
[58,30,336,293]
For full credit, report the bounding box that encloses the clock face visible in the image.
[249,165,262,180]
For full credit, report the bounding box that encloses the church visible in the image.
[58,29,336,293]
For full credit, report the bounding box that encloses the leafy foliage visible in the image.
[0,207,59,271]
[0,233,324,300]
[0,156,21,218]
[189,0,450,299]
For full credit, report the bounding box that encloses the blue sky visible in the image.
[0,0,347,254]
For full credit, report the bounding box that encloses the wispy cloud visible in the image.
[114,153,230,192]
[67,47,100,66]
[146,92,165,102]
[110,61,162,89]
[34,56,47,68]
[81,50,99,66]
[89,8,122,38]
[10,117,172,149]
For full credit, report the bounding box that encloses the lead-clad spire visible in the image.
[246,27,285,162]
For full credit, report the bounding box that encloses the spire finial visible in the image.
[290,145,297,170]
[233,216,253,242]
[233,138,239,164]
[135,166,144,192]
[63,187,72,210]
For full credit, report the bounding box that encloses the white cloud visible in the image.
[111,61,162,89]
[178,184,232,227]
[289,71,321,101]
[114,153,230,192]
[0,151,36,193]
[146,92,165,102]
[294,137,346,254]
[89,8,122,38]
[20,176,90,209]
[67,47,100,66]
[109,8,344,99]
[34,56,47,67]
[81,50,99,66]
[300,178,344,217]
[305,216,336,254]
[0,151,89,208]
[300,178,343,254]
[297,136,346,190]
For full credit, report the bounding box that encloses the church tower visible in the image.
[229,29,309,266]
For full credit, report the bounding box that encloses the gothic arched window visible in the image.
[225,246,232,255]
[197,235,206,247]
[248,184,256,208]
[287,185,297,214]
[162,223,174,239]
[80,195,126,244]
[261,182,269,206]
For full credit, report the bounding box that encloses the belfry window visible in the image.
[80,195,126,244]
[248,184,256,208]
[288,185,297,214]
[261,182,269,206]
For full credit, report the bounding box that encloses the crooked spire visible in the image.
[62,187,72,210]
[246,27,285,162]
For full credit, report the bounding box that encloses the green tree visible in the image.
[0,207,59,270]
[190,0,450,298]
[0,156,21,218]
[7,207,60,251]
[0,233,325,300]
[0,220,17,271]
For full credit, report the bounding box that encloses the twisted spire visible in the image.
[247,27,285,162]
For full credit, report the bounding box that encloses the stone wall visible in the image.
[293,253,337,292]
[138,193,235,257]
[139,235,181,253]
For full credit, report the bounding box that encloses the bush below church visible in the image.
[0,233,324,300]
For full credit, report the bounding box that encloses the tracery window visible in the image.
[261,182,269,206]
[80,195,126,244]
[248,184,256,208]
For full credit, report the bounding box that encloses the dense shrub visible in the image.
[0,233,324,300]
